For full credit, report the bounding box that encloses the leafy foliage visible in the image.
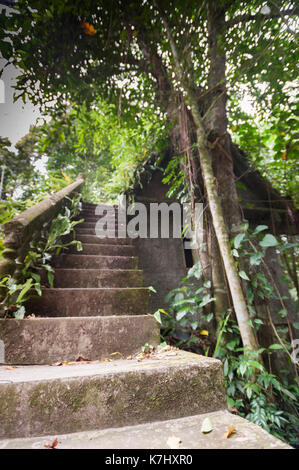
[160,223,299,446]
[0,195,83,318]
[217,313,299,447]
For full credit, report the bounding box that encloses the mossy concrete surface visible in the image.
[68,243,135,256]
[0,350,226,439]
[0,410,291,449]
[25,287,149,316]
[74,235,133,245]
[37,268,143,288]
[52,253,138,269]
[0,315,159,365]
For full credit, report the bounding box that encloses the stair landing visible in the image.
[0,410,290,449]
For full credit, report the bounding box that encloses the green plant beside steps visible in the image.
[0,195,83,319]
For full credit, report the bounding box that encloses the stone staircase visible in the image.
[0,202,290,448]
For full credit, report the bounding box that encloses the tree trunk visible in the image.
[155,7,259,352]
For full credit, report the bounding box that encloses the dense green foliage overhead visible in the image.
[0,0,298,204]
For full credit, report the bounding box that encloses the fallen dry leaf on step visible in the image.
[6,366,16,370]
[52,361,70,366]
[76,356,91,362]
[167,435,182,449]
[44,437,58,449]
[228,407,238,415]
[225,425,236,439]
[110,352,124,359]
[201,417,213,434]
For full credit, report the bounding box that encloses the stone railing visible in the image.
[0,174,84,281]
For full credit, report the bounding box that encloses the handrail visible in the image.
[0,173,85,280]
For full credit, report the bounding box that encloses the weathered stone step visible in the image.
[42,268,143,288]
[0,410,290,449]
[75,235,133,245]
[76,228,128,236]
[76,217,123,224]
[52,254,138,269]
[78,222,125,229]
[79,212,120,219]
[68,243,135,257]
[0,315,158,365]
[0,350,226,438]
[26,287,149,316]
[80,208,119,215]
[76,215,121,221]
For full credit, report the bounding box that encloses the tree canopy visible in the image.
[1,0,297,203]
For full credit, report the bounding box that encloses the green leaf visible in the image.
[30,273,41,283]
[201,417,213,434]
[148,286,157,293]
[259,234,278,248]
[269,343,284,350]
[239,270,250,281]
[34,283,41,296]
[248,360,264,371]
[279,386,297,401]
[246,385,253,400]
[153,310,162,324]
[177,310,188,321]
[277,309,287,319]
[253,225,268,235]
[234,233,246,249]
[47,272,54,288]
[14,305,25,319]
[239,362,247,376]
[227,397,235,408]
[158,308,169,316]
[199,294,215,308]
[16,278,33,304]
[249,252,263,266]
[206,312,214,323]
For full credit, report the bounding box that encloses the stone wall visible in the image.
[130,171,187,313]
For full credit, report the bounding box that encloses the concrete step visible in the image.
[0,315,159,365]
[79,209,120,215]
[68,244,135,257]
[39,268,143,288]
[0,410,290,449]
[75,235,133,245]
[79,212,120,219]
[26,287,149,317]
[75,228,127,237]
[27,286,148,317]
[77,222,126,232]
[75,216,122,222]
[52,254,138,269]
[0,350,226,438]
